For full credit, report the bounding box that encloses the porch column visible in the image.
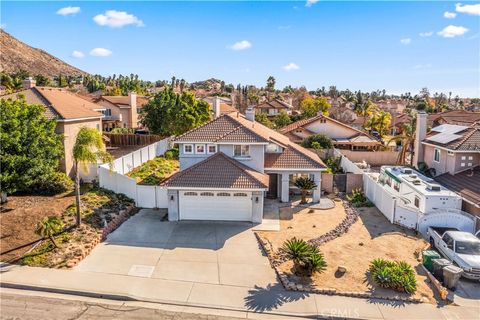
[281,173,289,203]
[313,172,321,202]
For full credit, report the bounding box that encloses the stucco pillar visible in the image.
[313,172,321,202]
[281,173,289,203]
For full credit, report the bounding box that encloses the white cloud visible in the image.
[455,3,480,16]
[444,11,457,19]
[93,10,144,28]
[282,63,300,71]
[89,48,112,57]
[71,50,85,58]
[437,25,469,38]
[228,40,252,51]
[400,38,411,45]
[56,6,80,16]
[305,0,320,7]
[419,31,434,37]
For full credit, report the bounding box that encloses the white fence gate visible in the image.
[98,137,172,208]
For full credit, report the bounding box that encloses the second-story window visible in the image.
[434,149,440,162]
[234,145,250,157]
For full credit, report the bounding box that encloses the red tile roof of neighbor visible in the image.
[434,167,480,207]
[174,112,325,170]
[1,87,103,120]
[162,152,269,189]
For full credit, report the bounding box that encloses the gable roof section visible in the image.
[424,124,480,151]
[1,87,103,120]
[162,152,269,189]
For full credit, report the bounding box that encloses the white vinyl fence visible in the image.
[99,137,172,208]
[334,149,364,174]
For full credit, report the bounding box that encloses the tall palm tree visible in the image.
[72,127,112,227]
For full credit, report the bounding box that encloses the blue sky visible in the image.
[2,1,479,97]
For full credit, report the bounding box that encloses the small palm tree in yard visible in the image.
[72,127,112,227]
[294,177,317,204]
[35,216,64,248]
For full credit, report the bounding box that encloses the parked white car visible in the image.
[427,227,480,280]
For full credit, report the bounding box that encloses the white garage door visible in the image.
[179,191,252,221]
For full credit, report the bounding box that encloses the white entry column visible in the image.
[281,173,289,203]
[313,172,321,202]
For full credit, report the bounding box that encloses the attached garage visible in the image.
[179,191,252,221]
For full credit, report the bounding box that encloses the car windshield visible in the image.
[455,241,480,255]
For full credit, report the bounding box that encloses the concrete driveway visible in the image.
[76,209,277,288]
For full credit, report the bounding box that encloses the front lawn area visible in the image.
[126,156,179,185]
[257,202,436,303]
[19,185,134,268]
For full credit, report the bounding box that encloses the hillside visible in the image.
[0,30,87,77]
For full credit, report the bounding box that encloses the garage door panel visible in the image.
[179,191,252,221]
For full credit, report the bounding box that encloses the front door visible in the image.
[267,173,278,199]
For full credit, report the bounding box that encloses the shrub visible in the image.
[369,258,417,294]
[29,172,74,195]
[281,238,327,276]
[302,134,333,150]
[164,148,179,160]
[347,188,367,206]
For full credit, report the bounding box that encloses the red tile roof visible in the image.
[162,152,269,189]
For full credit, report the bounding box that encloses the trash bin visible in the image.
[423,250,441,272]
[443,265,463,290]
[432,258,452,282]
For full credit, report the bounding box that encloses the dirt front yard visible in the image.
[257,202,436,303]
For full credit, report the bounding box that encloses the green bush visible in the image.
[301,134,333,150]
[29,172,74,195]
[164,148,179,160]
[281,237,327,276]
[347,188,367,206]
[369,258,417,294]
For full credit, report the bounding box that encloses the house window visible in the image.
[207,145,217,154]
[234,145,250,157]
[184,144,193,154]
[195,144,205,154]
[414,196,420,208]
[434,149,440,162]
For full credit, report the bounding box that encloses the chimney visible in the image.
[22,77,36,90]
[245,107,255,122]
[413,111,427,168]
[212,96,221,118]
[128,92,138,129]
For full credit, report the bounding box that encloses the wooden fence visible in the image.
[104,133,163,146]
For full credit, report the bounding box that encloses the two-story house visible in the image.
[413,112,480,216]
[161,108,326,222]
[255,99,294,118]
[279,113,381,150]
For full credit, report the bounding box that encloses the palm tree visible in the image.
[72,127,112,227]
[35,216,64,248]
[294,177,318,204]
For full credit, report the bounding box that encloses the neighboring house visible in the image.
[427,110,480,128]
[1,78,104,176]
[202,96,237,118]
[94,93,150,131]
[161,108,326,223]
[279,113,381,150]
[255,99,294,118]
[413,112,480,216]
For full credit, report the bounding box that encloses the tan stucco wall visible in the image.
[56,119,102,176]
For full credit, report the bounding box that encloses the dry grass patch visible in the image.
[258,203,437,303]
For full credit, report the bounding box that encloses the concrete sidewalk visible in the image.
[1,265,478,319]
